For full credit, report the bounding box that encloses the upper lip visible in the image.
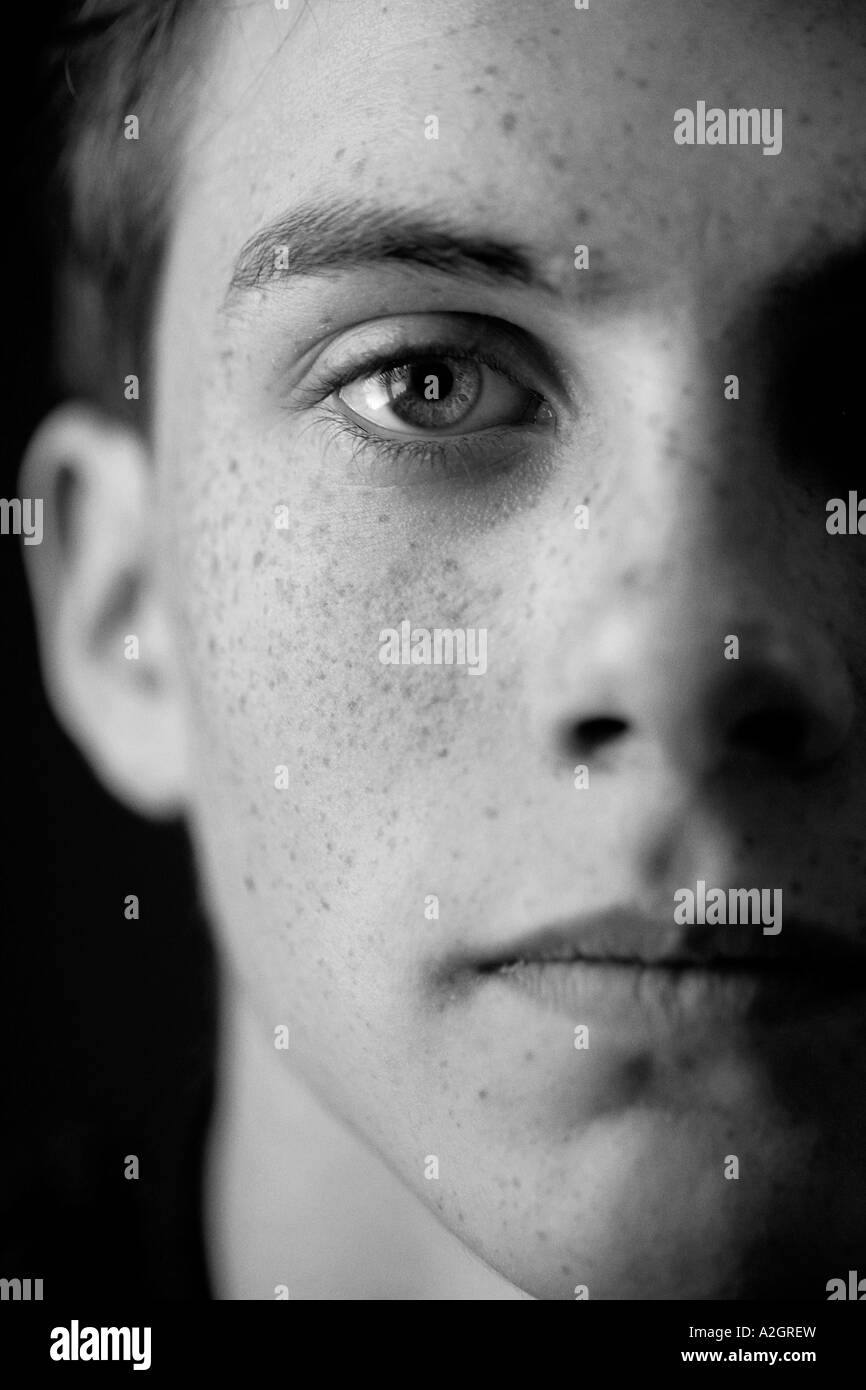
[471,907,866,975]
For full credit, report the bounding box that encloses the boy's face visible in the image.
[149,0,866,1297]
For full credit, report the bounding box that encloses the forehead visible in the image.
[165,0,866,336]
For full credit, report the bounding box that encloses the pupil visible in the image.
[411,359,453,398]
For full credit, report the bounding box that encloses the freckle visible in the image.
[484,64,499,75]
[550,153,566,171]
[484,806,499,819]
[623,1054,652,1092]
[228,458,238,474]
[470,84,485,95]
[243,875,256,893]
[253,550,263,568]
[351,157,367,176]
[478,1088,489,1100]
[524,1051,535,1063]
[501,111,517,133]
[575,207,591,225]
[334,147,346,161]
[635,76,649,89]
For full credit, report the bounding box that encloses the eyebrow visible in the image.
[224,197,866,323]
[223,199,564,306]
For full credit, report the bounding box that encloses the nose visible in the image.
[538,305,856,782]
[559,601,854,776]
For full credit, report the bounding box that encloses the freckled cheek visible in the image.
[186,522,492,770]
[183,559,519,992]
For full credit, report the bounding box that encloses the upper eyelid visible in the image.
[286,312,571,409]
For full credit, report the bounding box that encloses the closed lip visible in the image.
[467,907,866,977]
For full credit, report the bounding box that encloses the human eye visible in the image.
[338,352,545,436]
[293,313,561,486]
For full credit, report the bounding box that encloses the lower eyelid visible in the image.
[314,408,555,488]
[334,398,538,440]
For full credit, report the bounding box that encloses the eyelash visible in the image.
[314,410,523,484]
[304,340,553,482]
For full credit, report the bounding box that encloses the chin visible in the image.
[425,1112,846,1300]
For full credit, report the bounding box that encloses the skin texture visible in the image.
[22,0,866,1297]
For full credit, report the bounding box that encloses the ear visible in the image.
[19,403,189,817]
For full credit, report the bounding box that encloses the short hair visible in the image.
[44,0,216,427]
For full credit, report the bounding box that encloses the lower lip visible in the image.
[484,958,866,1026]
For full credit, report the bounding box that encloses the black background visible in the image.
[1,2,214,1302]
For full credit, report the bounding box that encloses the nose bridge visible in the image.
[600,299,771,579]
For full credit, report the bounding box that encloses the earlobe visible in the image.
[19,403,190,818]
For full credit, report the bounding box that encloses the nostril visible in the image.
[572,716,630,753]
[730,708,809,760]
